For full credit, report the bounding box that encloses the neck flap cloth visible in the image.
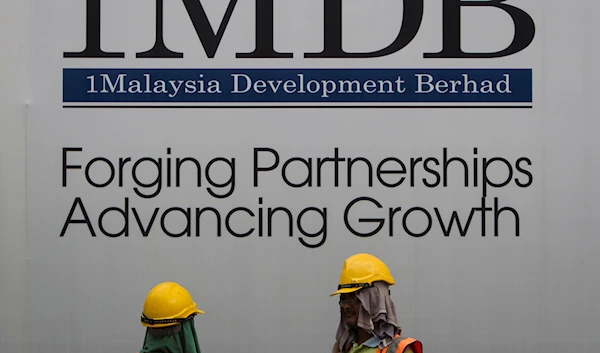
[332,281,401,353]
[140,319,202,353]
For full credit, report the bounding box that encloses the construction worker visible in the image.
[138,282,204,353]
[330,254,423,353]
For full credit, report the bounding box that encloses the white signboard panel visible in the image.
[0,0,598,352]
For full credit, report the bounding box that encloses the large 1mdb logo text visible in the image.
[63,0,535,60]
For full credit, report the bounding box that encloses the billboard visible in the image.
[0,0,598,352]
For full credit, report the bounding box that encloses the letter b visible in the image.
[424,0,535,58]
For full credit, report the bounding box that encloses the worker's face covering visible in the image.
[139,319,201,353]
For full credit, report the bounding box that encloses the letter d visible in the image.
[231,74,251,93]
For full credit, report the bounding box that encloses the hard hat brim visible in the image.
[140,308,205,328]
[330,287,362,296]
[189,301,205,315]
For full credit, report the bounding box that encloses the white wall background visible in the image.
[2,1,600,353]
[0,0,29,352]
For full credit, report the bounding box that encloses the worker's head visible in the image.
[331,253,397,329]
[139,282,204,353]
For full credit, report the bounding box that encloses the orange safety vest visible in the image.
[344,333,423,353]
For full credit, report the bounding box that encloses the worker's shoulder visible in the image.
[394,336,421,353]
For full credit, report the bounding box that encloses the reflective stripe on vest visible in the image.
[377,334,423,353]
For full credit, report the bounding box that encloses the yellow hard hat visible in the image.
[140,282,204,328]
[330,253,395,296]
